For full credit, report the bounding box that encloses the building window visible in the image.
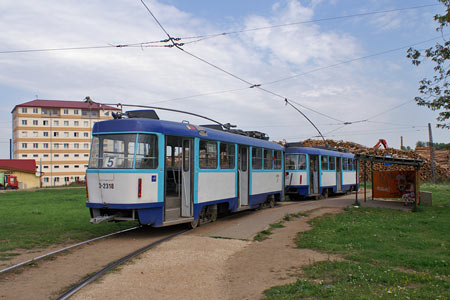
[64,165,69,168]
[33,131,38,137]
[84,143,89,149]
[54,132,59,137]
[74,154,79,157]
[74,143,79,149]
[43,120,48,125]
[74,109,79,115]
[82,110,88,116]
[21,131,27,137]
[43,177,49,183]
[64,154,69,157]
[74,132,79,137]
[52,109,58,115]
[43,154,49,157]
[43,143,49,149]
[54,154,59,157]
[33,154,38,157]
[42,109,48,115]
[63,109,69,114]
[33,120,38,125]
[74,165,79,168]
[64,143,69,149]
[104,111,110,116]
[84,165,88,168]
[54,165,59,169]
[33,143,38,149]
[22,107,27,113]
[84,132,89,137]
[43,165,49,169]
[33,108,38,113]
[54,177,59,182]
[84,154,89,157]
[64,177,69,182]
[64,120,69,126]
[74,121,79,126]
[54,143,59,149]
[43,132,49,137]
[22,120,27,125]
[22,154,28,158]
[64,132,69,137]
[54,120,59,126]
[84,121,89,127]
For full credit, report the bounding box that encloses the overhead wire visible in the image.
[180,4,440,41]
[138,0,330,143]
[0,3,439,54]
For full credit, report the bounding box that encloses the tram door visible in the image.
[309,155,319,195]
[238,146,249,206]
[336,157,342,192]
[181,139,193,217]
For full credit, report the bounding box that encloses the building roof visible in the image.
[0,159,37,173]
[12,99,121,113]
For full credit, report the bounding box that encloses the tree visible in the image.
[407,0,450,129]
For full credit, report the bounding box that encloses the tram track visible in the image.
[56,229,189,300]
[0,226,140,275]
[0,225,189,300]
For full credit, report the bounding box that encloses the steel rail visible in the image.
[0,226,140,275]
[56,229,189,300]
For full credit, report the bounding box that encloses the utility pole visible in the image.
[400,136,403,150]
[428,123,436,183]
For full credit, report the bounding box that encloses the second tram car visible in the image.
[86,111,284,228]
[284,144,358,199]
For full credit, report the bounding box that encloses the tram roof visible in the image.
[285,146,354,158]
[93,118,284,150]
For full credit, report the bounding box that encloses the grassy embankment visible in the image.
[0,189,137,261]
[264,183,450,300]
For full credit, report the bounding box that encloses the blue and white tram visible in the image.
[86,113,284,228]
[284,145,358,199]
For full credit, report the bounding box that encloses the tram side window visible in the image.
[252,147,262,169]
[343,158,348,171]
[264,149,273,170]
[321,155,329,170]
[220,143,235,169]
[329,156,336,171]
[299,154,307,170]
[348,159,354,171]
[286,154,297,170]
[88,134,136,169]
[135,134,158,169]
[274,150,282,169]
[199,140,217,169]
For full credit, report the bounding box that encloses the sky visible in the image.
[0,0,448,158]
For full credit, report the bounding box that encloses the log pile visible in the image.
[296,139,450,181]
[415,147,450,171]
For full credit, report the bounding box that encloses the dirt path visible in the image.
[71,207,343,300]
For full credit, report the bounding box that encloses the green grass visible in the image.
[0,189,137,258]
[264,183,450,299]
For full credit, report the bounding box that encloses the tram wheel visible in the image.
[189,218,199,229]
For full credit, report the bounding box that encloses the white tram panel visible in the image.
[87,172,159,204]
[321,171,337,187]
[252,172,283,195]
[285,171,308,187]
[343,171,357,185]
[197,172,236,203]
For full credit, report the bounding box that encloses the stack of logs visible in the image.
[297,139,450,181]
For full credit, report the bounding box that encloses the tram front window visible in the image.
[89,134,136,169]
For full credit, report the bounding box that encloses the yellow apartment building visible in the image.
[11,99,120,187]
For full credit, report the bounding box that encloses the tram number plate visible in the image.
[99,183,115,189]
